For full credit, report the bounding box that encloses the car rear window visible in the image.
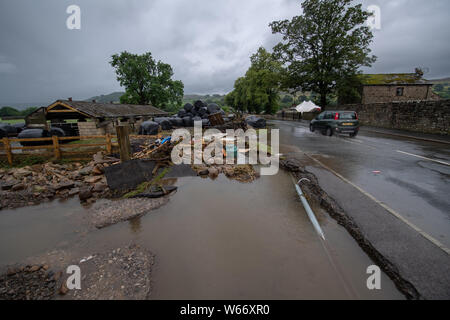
[339,112,357,120]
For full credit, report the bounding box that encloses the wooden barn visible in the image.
[25,98,168,136]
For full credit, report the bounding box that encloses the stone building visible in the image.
[359,73,440,104]
[25,99,168,136]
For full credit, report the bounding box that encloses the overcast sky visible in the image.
[0,0,449,105]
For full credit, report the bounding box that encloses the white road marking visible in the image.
[396,150,450,166]
[306,153,450,256]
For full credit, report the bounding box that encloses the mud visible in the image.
[89,197,172,229]
[280,157,419,299]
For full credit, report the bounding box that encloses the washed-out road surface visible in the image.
[270,119,450,299]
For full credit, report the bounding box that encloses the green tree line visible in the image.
[0,106,38,118]
[227,0,376,113]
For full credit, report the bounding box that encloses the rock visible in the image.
[68,188,80,196]
[199,169,209,176]
[79,166,93,176]
[7,268,19,276]
[12,168,32,179]
[85,176,102,184]
[93,183,107,193]
[11,183,26,192]
[1,180,19,191]
[93,152,104,164]
[208,167,219,179]
[59,282,69,295]
[92,165,104,175]
[29,265,40,272]
[33,185,47,193]
[79,189,93,201]
[224,166,235,177]
[53,271,62,282]
[55,182,75,191]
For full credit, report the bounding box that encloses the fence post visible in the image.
[116,125,131,162]
[52,136,61,160]
[2,137,13,165]
[105,133,112,155]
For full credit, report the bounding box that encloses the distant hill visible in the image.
[85,92,124,103]
[85,92,229,107]
[428,77,450,84]
[428,77,450,99]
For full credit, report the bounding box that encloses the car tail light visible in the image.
[334,113,339,120]
[355,112,358,120]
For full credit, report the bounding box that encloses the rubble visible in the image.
[1,245,155,300]
[0,151,118,211]
[0,265,58,300]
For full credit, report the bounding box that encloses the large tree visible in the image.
[226,47,282,114]
[110,51,184,110]
[270,0,376,108]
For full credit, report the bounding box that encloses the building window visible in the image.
[396,87,404,96]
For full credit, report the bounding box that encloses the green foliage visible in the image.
[0,156,47,169]
[226,47,283,114]
[0,106,20,117]
[337,74,363,104]
[433,83,450,99]
[183,94,226,108]
[0,106,38,119]
[110,51,184,111]
[270,0,376,108]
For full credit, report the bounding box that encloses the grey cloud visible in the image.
[0,0,449,105]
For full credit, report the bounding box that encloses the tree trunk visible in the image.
[320,92,327,110]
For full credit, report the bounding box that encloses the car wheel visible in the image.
[326,127,333,137]
[310,124,315,132]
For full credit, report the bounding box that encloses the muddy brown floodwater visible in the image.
[0,170,404,299]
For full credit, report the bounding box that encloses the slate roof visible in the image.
[51,100,168,118]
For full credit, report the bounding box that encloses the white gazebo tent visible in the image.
[293,101,321,114]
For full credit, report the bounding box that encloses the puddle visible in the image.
[0,171,403,299]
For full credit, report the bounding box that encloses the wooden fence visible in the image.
[0,134,118,165]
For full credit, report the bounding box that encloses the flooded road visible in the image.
[0,170,403,299]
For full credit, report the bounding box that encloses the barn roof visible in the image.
[359,73,432,86]
[47,100,168,118]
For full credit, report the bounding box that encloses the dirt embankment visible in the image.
[280,158,420,300]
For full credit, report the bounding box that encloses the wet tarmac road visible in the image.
[270,120,450,249]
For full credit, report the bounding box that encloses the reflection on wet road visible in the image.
[271,120,450,248]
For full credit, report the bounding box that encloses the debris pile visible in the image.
[137,100,238,135]
[0,265,59,300]
[0,152,120,210]
[1,245,155,300]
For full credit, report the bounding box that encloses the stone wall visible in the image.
[339,99,450,135]
[77,122,105,136]
[362,85,439,104]
[78,120,138,136]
